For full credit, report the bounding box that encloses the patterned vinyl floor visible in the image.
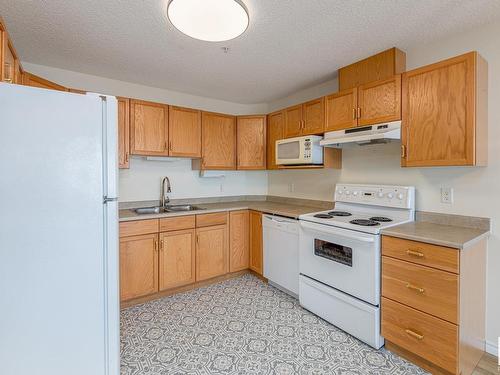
[120,274,428,375]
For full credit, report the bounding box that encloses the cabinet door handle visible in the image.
[405,329,424,340]
[164,141,168,151]
[406,249,424,258]
[160,239,164,252]
[196,234,199,245]
[169,141,172,151]
[357,107,361,119]
[154,239,158,253]
[406,283,425,294]
[352,108,357,120]
[401,144,407,158]
[125,153,129,163]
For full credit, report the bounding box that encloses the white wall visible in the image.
[120,157,267,202]
[268,21,500,353]
[22,62,269,202]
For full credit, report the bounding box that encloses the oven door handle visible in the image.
[300,221,375,243]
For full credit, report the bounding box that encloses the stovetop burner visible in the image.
[349,219,380,227]
[369,216,393,222]
[328,211,352,217]
[314,213,333,219]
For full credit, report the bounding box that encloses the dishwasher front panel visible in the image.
[263,215,300,295]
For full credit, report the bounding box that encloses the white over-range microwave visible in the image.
[276,135,324,165]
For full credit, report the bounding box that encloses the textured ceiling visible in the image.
[1,0,500,104]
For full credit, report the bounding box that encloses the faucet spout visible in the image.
[160,176,171,209]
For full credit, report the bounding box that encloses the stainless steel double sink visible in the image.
[134,204,204,215]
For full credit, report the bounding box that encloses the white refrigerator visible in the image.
[0,83,120,375]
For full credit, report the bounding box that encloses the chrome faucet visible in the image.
[160,176,171,209]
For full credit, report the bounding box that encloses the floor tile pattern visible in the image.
[121,274,428,374]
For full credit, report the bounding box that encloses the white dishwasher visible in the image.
[263,214,300,296]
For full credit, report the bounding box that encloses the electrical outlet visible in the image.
[441,187,453,204]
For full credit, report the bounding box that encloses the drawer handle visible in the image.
[405,329,424,340]
[406,249,424,258]
[406,283,425,293]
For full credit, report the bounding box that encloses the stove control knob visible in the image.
[397,193,404,200]
[377,192,384,198]
[387,193,394,199]
[345,190,350,196]
[337,189,343,195]
[353,191,358,196]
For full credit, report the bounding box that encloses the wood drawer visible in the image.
[160,215,195,232]
[196,212,227,227]
[382,236,459,274]
[119,219,159,237]
[382,256,458,324]
[382,297,458,374]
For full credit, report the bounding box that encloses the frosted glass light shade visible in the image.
[167,0,249,42]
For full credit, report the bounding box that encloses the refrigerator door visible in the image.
[0,83,119,375]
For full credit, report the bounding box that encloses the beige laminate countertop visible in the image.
[119,200,322,222]
[381,221,490,249]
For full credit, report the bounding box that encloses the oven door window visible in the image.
[277,141,300,160]
[314,239,352,267]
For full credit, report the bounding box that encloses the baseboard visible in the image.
[485,339,498,357]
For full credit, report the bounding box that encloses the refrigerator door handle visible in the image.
[103,197,118,204]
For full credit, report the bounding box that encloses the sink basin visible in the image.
[134,205,204,215]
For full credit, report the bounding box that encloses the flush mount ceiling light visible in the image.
[167,0,249,42]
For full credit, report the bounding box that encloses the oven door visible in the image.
[276,138,307,165]
[299,220,380,305]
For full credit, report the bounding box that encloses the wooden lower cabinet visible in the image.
[196,224,229,281]
[249,211,263,275]
[159,229,196,290]
[382,235,487,375]
[119,233,159,301]
[229,210,249,272]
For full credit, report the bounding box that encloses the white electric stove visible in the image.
[298,184,415,349]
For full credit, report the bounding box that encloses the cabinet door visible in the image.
[159,229,195,290]
[1,32,15,83]
[196,225,229,281]
[201,112,236,169]
[130,100,169,156]
[358,75,401,126]
[229,210,249,272]
[237,115,266,170]
[117,97,130,169]
[302,98,325,134]
[284,104,303,138]
[267,111,284,170]
[402,53,478,167]
[325,88,358,131]
[119,233,158,301]
[249,211,263,275]
[169,106,202,158]
[22,72,67,91]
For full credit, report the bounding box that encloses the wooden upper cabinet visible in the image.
[159,229,196,290]
[119,233,159,301]
[284,104,303,138]
[22,72,67,91]
[169,106,201,158]
[402,52,487,167]
[236,115,266,170]
[1,19,23,85]
[267,111,284,169]
[339,47,406,90]
[196,224,229,281]
[199,112,236,170]
[229,210,250,272]
[302,97,325,134]
[358,75,401,126]
[325,88,358,132]
[249,210,263,276]
[117,97,130,169]
[130,99,169,156]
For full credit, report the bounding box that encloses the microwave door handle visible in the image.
[300,221,375,243]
